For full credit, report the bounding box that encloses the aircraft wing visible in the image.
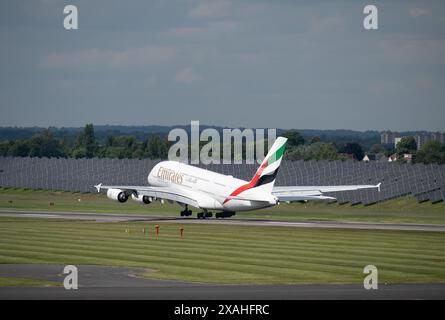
[272,183,381,202]
[94,183,200,208]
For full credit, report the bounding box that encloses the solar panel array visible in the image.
[0,157,444,204]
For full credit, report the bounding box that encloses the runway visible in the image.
[1,210,445,232]
[0,264,444,300]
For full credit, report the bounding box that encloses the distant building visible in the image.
[388,154,398,162]
[431,131,445,144]
[415,134,428,150]
[403,153,414,163]
[415,131,445,150]
[388,153,413,163]
[381,131,400,145]
[363,153,388,162]
[383,131,445,150]
[363,154,375,162]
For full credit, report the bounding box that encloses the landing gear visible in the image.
[180,205,192,217]
[197,209,212,219]
[195,211,235,219]
[215,212,236,219]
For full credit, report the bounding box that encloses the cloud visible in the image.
[308,16,345,33]
[175,67,202,85]
[408,8,431,18]
[18,0,59,17]
[41,46,177,69]
[377,38,445,65]
[165,20,238,37]
[415,73,435,89]
[143,76,157,89]
[189,0,232,18]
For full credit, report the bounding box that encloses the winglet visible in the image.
[376,182,381,192]
[94,183,102,193]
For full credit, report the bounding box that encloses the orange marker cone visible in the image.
[155,225,160,236]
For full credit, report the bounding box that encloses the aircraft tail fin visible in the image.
[249,136,287,193]
[223,137,287,203]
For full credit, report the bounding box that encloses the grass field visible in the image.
[1,187,445,224]
[0,277,59,287]
[0,217,444,285]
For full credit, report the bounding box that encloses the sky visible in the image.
[0,0,444,131]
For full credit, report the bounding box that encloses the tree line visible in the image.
[0,125,444,164]
[0,124,170,159]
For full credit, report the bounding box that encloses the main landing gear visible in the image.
[181,206,236,219]
[180,205,193,217]
[196,210,236,219]
[197,209,212,219]
[215,212,236,218]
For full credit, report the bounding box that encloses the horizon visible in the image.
[0,123,443,135]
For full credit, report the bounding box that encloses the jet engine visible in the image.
[106,188,128,203]
[131,194,152,204]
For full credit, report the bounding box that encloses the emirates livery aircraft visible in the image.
[95,137,381,218]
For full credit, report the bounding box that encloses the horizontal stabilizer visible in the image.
[94,183,102,192]
[227,195,271,202]
[278,195,337,202]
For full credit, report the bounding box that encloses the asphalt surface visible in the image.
[1,210,445,232]
[0,264,444,300]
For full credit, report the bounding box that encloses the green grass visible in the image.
[0,217,444,284]
[1,187,445,224]
[0,276,60,287]
[242,198,445,224]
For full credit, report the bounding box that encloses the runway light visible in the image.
[142,228,146,235]
[155,225,160,236]
[179,227,184,237]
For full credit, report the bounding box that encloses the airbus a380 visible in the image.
[95,137,381,218]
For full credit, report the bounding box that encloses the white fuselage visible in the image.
[147,161,277,212]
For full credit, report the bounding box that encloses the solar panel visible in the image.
[0,157,444,203]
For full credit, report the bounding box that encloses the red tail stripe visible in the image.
[223,158,269,204]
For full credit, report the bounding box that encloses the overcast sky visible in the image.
[0,0,444,131]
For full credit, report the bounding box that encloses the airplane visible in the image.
[95,137,381,219]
